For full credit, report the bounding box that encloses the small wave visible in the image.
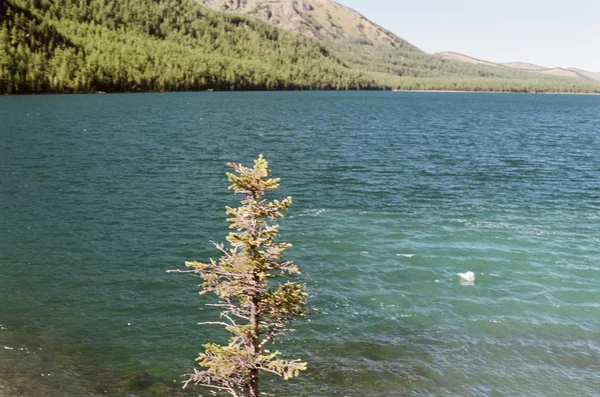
[476,221,511,230]
[452,219,470,224]
[297,208,326,217]
[397,254,414,258]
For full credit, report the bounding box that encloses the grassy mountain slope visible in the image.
[436,52,501,68]
[502,62,547,71]
[442,53,598,83]
[504,63,600,81]
[503,62,592,80]
[537,68,584,79]
[198,0,416,48]
[568,68,600,82]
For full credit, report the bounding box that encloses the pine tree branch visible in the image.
[221,313,239,328]
[188,382,240,397]
[197,321,230,327]
[206,302,250,320]
[257,365,284,378]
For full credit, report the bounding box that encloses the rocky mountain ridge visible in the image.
[198,0,418,48]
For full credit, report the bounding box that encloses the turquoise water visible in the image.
[1,92,599,396]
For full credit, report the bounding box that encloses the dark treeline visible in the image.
[1,0,600,94]
[0,0,378,93]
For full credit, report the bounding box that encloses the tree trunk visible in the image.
[248,282,260,397]
[248,195,261,397]
[248,367,259,397]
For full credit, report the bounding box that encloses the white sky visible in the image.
[336,0,600,72]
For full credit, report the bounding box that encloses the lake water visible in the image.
[1,92,599,396]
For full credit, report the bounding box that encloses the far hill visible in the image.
[568,68,600,82]
[503,63,589,79]
[436,52,501,68]
[502,62,546,71]
[503,63,600,81]
[537,68,583,79]
[436,52,599,82]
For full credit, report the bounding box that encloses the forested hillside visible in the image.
[328,39,600,93]
[195,0,600,93]
[1,0,599,93]
[0,0,377,93]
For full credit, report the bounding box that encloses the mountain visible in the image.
[503,63,588,80]
[436,52,599,82]
[568,68,600,82]
[503,63,600,81]
[195,1,600,91]
[0,0,378,94]
[436,52,503,68]
[1,0,600,94]
[502,62,546,71]
[198,0,417,48]
[536,68,584,79]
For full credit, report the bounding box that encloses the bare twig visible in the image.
[197,321,230,327]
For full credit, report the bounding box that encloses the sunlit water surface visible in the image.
[1,92,599,396]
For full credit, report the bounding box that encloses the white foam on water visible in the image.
[457,271,475,286]
[397,254,414,258]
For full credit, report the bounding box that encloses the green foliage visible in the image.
[1,0,599,93]
[183,156,308,397]
[0,0,376,93]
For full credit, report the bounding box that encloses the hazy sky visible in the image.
[336,0,600,72]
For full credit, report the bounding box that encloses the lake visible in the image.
[1,92,599,396]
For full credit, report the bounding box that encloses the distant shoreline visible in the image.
[391,89,600,95]
[3,89,600,96]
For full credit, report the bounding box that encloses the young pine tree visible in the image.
[183,155,308,397]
